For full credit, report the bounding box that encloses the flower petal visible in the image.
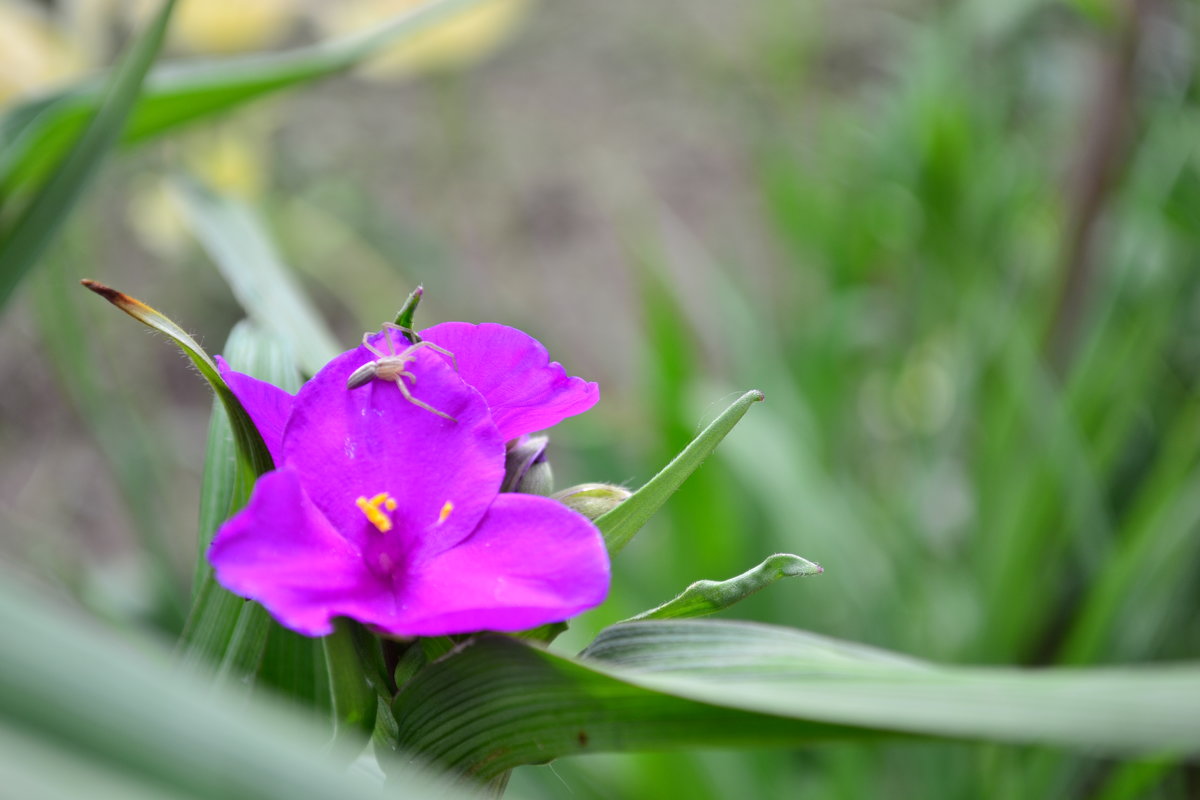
[421,322,599,440]
[208,467,395,637]
[216,355,294,466]
[385,493,610,636]
[281,329,505,558]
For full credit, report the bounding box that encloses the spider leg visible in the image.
[362,331,386,360]
[381,321,418,338]
[380,322,422,354]
[401,339,458,372]
[381,327,398,356]
[399,370,417,384]
[394,378,456,422]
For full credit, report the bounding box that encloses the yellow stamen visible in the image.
[356,492,396,533]
[437,500,455,526]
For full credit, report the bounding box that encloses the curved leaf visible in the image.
[179,321,303,692]
[0,0,177,309]
[389,620,1200,780]
[174,177,341,375]
[596,389,764,553]
[623,553,824,622]
[35,256,186,626]
[0,719,195,800]
[81,279,274,477]
[394,286,425,342]
[0,571,468,800]
[0,0,485,198]
[390,635,859,782]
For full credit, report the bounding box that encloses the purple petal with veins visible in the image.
[209,322,609,638]
[216,356,294,466]
[421,322,599,440]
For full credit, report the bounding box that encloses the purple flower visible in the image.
[209,323,608,637]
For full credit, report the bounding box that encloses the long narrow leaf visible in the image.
[83,284,295,688]
[623,553,824,622]
[390,620,1200,780]
[81,280,273,477]
[0,0,484,198]
[35,257,185,627]
[596,390,764,553]
[0,572,471,800]
[324,622,380,748]
[178,321,316,704]
[585,622,1200,749]
[0,0,177,308]
[391,637,858,783]
[174,177,341,375]
[0,720,195,800]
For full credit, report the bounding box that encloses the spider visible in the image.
[345,323,458,421]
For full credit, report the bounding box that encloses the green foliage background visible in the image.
[2,0,1199,797]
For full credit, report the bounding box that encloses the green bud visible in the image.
[552,483,632,520]
[502,435,554,496]
[392,286,424,344]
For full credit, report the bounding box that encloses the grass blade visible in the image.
[390,620,1200,781]
[173,176,341,375]
[596,390,765,553]
[623,554,824,622]
[0,0,177,309]
[80,283,309,693]
[0,570,471,800]
[0,719,196,800]
[34,256,186,628]
[177,321,316,702]
[0,0,485,198]
[81,279,274,477]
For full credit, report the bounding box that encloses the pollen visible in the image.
[356,492,397,533]
[436,501,455,526]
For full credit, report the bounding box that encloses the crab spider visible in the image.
[346,323,459,421]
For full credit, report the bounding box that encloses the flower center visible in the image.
[436,500,454,526]
[355,492,398,533]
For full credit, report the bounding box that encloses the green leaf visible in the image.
[0,0,177,309]
[595,389,764,553]
[35,255,186,628]
[0,719,196,800]
[390,620,1200,780]
[393,644,430,690]
[81,289,291,689]
[0,570,475,800]
[191,319,299,577]
[0,0,486,199]
[174,177,342,375]
[258,625,331,711]
[177,321,316,704]
[394,285,425,344]
[214,602,274,688]
[81,280,274,477]
[323,622,380,748]
[623,553,824,622]
[583,622,1200,749]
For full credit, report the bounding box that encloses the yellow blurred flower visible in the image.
[185,125,269,199]
[317,0,532,79]
[124,0,297,54]
[0,1,89,104]
[128,123,270,258]
[127,176,189,259]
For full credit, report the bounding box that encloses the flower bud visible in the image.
[551,483,632,520]
[502,435,554,496]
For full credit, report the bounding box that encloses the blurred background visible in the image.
[2,0,1199,796]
